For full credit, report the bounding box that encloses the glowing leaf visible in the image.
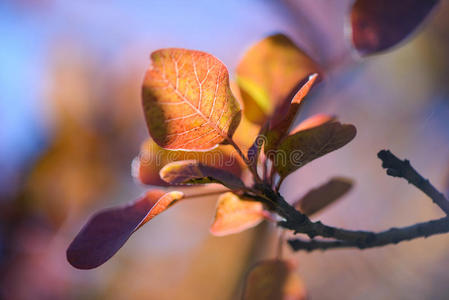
[350,0,439,55]
[133,138,242,186]
[265,74,319,152]
[210,192,267,236]
[142,48,241,151]
[67,190,183,269]
[159,160,245,190]
[292,114,335,133]
[243,259,306,300]
[294,177,353,216]
[275,121,356,178]
[236,34,321,124]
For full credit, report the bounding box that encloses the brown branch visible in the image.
[254,149,449,252]
[288,217,449,251]
[377,150,449,215]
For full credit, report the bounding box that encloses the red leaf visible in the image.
[350,0,439,55]
[294,177,353,216]
[67,190,183,269]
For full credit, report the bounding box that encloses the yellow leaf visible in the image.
[236,34,321,125]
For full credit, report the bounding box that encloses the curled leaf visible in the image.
[159,160,245,190]
[142,48,241,151]
[236,34,321,124]
[67,190,183,269]
[210,192,267,236]
[243,259,306,300]
[265,74,320,152]
[133,138,242,186]
[274,121,356,178]
[294,177,353,216]
[350,0,439,55]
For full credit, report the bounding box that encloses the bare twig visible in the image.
[288,217,449,251]
[378,150,449,215]
[253,149,449,252]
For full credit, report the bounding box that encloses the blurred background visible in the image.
[1,0,449,299]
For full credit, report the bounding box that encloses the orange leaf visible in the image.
[210,192,266,236]
[243,259,306,300]
[142,48,241,151]
[275,121,356,178]
[350,0,439,55]
[67,190,183,269]
[133,138,243,186]
[265,74,319,152]
[236,34,321,125]
[294,177,353,216]
[291,114,335,133]
[159,160,245,190]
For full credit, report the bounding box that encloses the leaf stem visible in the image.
[227,138,263,184]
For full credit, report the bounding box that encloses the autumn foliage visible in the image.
[67,2,441,298]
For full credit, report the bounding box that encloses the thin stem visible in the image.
[378,150,449,215]
[227,138,263,184]
[274,177,285,193]
[262,154,268,182]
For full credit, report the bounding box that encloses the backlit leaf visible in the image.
[236,34,321,125]
[67,190,183,269]
[292,114,335,133]
[159,160,245,190]
[133,138,243,186]
[243,259,306,300]
[265,74,319,152]
[350,0,439,55]
[142,48,241,151]
[275,121,356,178]
[294,177,353,216]
[210,192,267,236]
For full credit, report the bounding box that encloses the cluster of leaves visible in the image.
[67,0,440,298]
[67,37,355,269]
